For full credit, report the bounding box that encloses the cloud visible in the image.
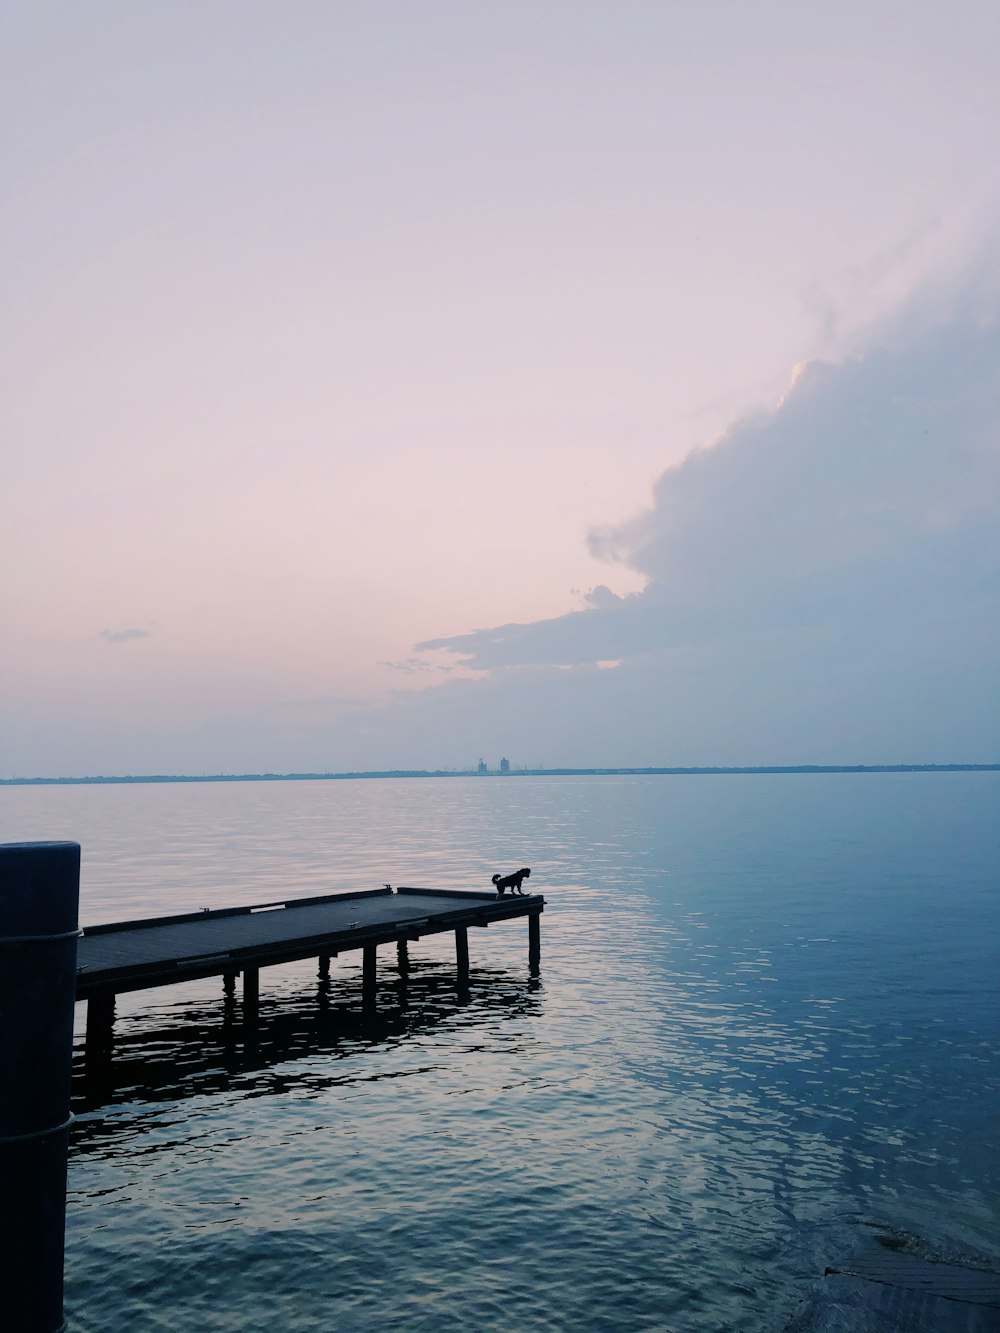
[378,655,464,677]
[271,695,379,712]
[408,284,1000,763]
[424,298,999,669]
[582,584,626,610]
[378,657,439,675]
[100,628,151,644]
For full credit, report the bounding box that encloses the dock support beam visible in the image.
[455,926,469,983]
[0,840,81,1333]
[243,967,259,1025]
[362,945,377,1016]
[85,992,115,1064]
[528,912,541,969]
[396,938,409,972]
[318,955,330,979]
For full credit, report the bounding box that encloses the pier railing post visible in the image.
[0,841,81,1333]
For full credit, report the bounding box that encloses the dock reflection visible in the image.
[71,960,543,1121]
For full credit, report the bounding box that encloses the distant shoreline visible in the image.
[2,764,998,787]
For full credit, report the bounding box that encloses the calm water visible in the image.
[3,774,999,1331]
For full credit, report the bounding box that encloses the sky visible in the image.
[2,1,999,777]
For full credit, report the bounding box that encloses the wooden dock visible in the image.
[76,885,543,1054]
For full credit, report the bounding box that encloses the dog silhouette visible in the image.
[492,867,531,896]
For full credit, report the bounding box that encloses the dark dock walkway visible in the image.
[76,885,543,1053]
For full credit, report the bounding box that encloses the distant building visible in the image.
[477,759,488,775]
[499,757,510,774]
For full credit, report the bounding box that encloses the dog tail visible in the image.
[491,874,501,885]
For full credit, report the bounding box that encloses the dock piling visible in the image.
[85,992,115,1063]
[455,926,470,983]
[528,911,541,969]
[243,967,259,1025]
[0,841,81,1333]
[362,944,377,1016]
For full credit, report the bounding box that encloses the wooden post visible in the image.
[396,938,409,972]
[243,967,259,1025]
[0,840,81,1333]
[528,912,541,968]
[222,971,237,1035]
[83,992,115,1103]
[318,955,330,979]
[455,926,470,983]
[362,944,377,1016]
[85,992,115,1062]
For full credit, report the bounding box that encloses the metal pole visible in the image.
[0,841,81,1333]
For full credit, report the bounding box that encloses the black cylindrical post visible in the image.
[528,911,541,968]
[0,841,81,1333]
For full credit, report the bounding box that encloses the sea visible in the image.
[2,772,998,1332]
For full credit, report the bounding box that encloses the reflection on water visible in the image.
[73,960,542,1122]
[3,773,999,1331]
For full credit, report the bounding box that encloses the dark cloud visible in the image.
[100,628,151,644]
[408,292,1000,762]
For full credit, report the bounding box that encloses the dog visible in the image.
[492,867,531,896]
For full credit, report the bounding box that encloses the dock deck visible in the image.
[76,885,543,1050]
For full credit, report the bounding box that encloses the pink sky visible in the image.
[2,3,999,776]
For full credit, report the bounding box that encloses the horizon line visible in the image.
[2,763,999,787]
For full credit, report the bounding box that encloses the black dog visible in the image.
[492,867,531,896]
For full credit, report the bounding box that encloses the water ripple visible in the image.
[3,773,998,1329]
